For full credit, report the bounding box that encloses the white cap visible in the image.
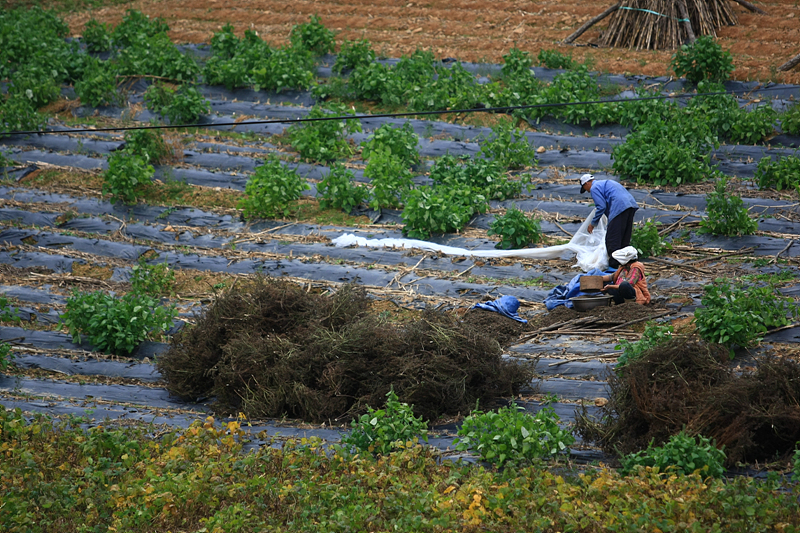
[612,246,639,264]
[579,174,594,193]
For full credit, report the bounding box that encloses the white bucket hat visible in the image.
[611,246,638,265]
[579,174,594,194]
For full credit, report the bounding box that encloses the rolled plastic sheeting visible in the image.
[332,210,609,272]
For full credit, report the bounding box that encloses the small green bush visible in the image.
[130,257,175,297]
[251,47,316,92]
[116,32,199,82]
[202,56,253,90]
[161,86,210,125]
[755,155,800,192]
[537,49,577,70]
[401,184,485,240]
[82,19,113,52]
[615,322,674,371]
[142,82,176,115]
[699,178,757,236]
[479,121,537,170]
[210,22,240,59]
[0,295,21,323]
[429,155,524,201]
[341,389,428,456]
[333,39,375,74]
[488,206,542,249]
[695,279,796,350]
[454,403,575,466]
[527,67,619,127]
[61,290,176,356]
[365,147,414,209]
[0,341,12,371]
[620,431,726,478]
[630,220,666,259]
[103,152,155,204]
[74,58,119,107]
[289,14,335,55]
[670,35,734,84]
[289,104,362,162]
[781,101,800,136]
[317,163,369,212]
[618,87,677,129]
[238,156,310,219]
[8,65,61,109]
[360,122,419,166]
[123,126,173,165]
[112,9,170,48]
[0,95,46,136]
[501,48,533,79]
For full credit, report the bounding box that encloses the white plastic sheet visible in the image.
[332,209,609,272]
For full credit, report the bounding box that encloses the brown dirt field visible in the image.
[59,0,800,84]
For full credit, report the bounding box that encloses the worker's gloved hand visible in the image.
[587,224,594,234]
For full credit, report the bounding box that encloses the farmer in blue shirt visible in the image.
[579,174,638,269]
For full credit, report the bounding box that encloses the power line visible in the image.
[1,86,793,137]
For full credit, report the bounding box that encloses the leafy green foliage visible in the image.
[123,126,173,165]
[695,279,797,350]
[630,220,666,259]
[780,101,800,136]
[526,66,619,127]
[3,409,800,532]
[162,86,210,125]
[251,46,316,92]
[699,178,758,236]
[317,163,369,212]
[8,65,61,109]
[407,62,483,112]
[333,39,375,74]
[74,58,119,107]
[612,110,719,186]
[0,95,46,136]
[364,147,414,209]
[61,289,176,356]
[290,14,335,55]
[203,28,271,90]
[0,295,21,324]
[686,83,776,144]
[0,341,12,372]
[130,258,175,297]
[617,87,677,129]
[454,403,575,466]
[488,206,542,249]
[116,32,200,82]
[478,120,537,170]
[112,9,170,48]
[620,431,726,478]
[755,155,800,192]
[615,322,674,370]
[0,6,69,80]
[501,48,533,79]
[103,152,155,204]
[670,35,734,84]
[401,184,485,239]
[82,19,113,52]
[289,104,362,162]
[238,156,310,219]
[210,22,240,58]
[429,155,524,201]
[537,49,577,70]
[360,122,419,166]
[341,389,428,456]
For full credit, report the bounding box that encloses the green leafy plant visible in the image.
[341,388,428,456]
[615,322,674,370]
[694,279,796,351]
[360,122,419,167]
[781,101,800,136]
[8,65,61,109]
[0,341,12,372]
[501,48,534,79]
[537,49,577,70]
[526,67,619,127]
[123,125,173,164]
[630,220,666,259]
[333,39,375,73]
[317,163,369,212]
[112,9,170,47]
[478,120,537,170]
[454,403,575,466]
[699,178,758,236]
[0,295,21,324]
[161,86,210,125]
[429,155,524,201]
[289,14,335,55]
[210,22,240,58]
[670,35,734,84]
[620,431,726,478]
[116,32,199,82]
[0,94,46,136]
[60,290,176,356]
[289,104,362,162]
[251,46,316,92]
[755,155,800,192]
[238,156,310,219]
[82,19,113,52]
[130,257,175,297]
[74,58,119,107]
[365,147,414,209]
[487,206,542,249]
[103,152,155,204]
[401,184,485,239]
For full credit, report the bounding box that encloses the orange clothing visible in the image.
[612,261,651,305]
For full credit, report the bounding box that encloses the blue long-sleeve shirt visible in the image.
[589,180,638,225]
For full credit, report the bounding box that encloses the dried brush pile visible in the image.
[576,335,800,465]
[158,277,534,423]
[600,0,737,50]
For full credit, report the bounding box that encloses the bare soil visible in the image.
[60,0,800,84]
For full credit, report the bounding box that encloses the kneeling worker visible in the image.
[600,246,651,305]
